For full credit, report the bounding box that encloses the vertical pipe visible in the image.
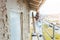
[20,12,23,40]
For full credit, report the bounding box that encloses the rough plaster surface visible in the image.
[0,0,10,40]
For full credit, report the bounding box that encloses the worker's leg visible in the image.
[35,21,43,36]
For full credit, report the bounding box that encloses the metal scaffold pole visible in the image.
[32,12,36,33]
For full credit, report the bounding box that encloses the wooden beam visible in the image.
[29,2,40,7]
[30,0,41,3]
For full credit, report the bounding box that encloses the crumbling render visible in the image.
[0,0,10,40]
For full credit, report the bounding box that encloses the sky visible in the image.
[39,0,60,15]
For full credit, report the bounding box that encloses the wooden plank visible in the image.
[29,0,40,5]
[29,2,40,7]
[30,0,41,3]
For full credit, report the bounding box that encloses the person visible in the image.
[34,12,43,37]
[34,12,39,21]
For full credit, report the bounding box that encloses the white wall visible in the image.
[6,0,21,40]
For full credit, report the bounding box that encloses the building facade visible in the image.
[0,0,44,40]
